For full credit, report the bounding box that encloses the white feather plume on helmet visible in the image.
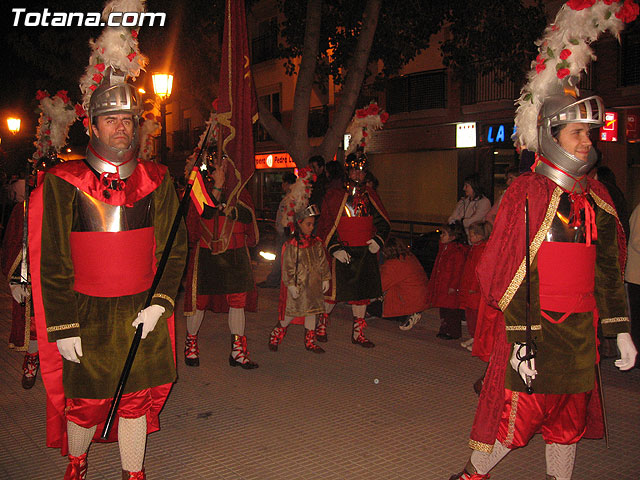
[514,0,638,152]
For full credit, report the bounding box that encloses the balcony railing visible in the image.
[461,70,518,105]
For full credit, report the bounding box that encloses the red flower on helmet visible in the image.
[536,62,547,74]
[366,103,379,115]
[93,73,104,84]
[567,0,596,10]
[380,111,389,123]
[356,108,367,118]
[560,49,572,60]
[557,68,571,79]
[83,117,90,128]
[616,0,640,23]
[75,104,86,117]
[55,90,70,103]
[127,52,137,62]
[131,29,138,38]
[36,90,49,101]
[94,63,106,72]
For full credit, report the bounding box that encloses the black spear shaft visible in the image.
[101,123,214,439]
[524,195,534,394]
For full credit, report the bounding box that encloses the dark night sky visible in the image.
[0,1,178,172]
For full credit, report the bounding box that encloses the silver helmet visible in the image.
[295,204,320,222]
[86,71,143,179]
[536,92,604,192]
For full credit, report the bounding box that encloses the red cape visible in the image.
[469,172,624,451]
[29,160,176,453]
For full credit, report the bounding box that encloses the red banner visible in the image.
[217,0,258,204]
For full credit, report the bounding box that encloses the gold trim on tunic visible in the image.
[153,293,175,308]
[47,323,80,333]
[498,187,562,311]
[506,325,542,332]
[601,316,629,324]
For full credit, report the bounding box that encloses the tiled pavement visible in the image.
[1,262,639,479]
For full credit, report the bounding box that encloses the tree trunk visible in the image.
[257,0,382,166]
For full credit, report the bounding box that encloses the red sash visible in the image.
[337,216,373,246]
[70,228,155,297]
[537,241,596,323]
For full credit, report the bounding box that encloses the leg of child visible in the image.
[438,308,462,339]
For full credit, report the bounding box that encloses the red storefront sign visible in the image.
[626,111,640,143]
[600,111,618,142]
[255,153,297,169]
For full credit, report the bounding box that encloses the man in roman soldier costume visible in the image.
[182,154,260,370]
[29,67,187,479]
[448,3,639,475]
[315,151,390,347]
[3,179,38,389]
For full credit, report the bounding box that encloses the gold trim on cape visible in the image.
[498,187,563,311]
[504,391,520,446]
[324,193,348,248]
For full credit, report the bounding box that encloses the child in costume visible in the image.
[458,221,492,351]
[426,222,468,340]
[269,169,330,353]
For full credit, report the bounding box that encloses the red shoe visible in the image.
[304,329,325,353]
[21,352,39,389]
[315,313,328,342]
[184,333,199,367]
[122,468,146,479]
[268,324,288,352]
[64,453,88,480]
[352,317,374,348]
[229,335,259,369]
[449,470,490,479]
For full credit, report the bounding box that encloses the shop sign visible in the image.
[600,111,618,142]
[255,153,297,169]
[626,111,640,143]
[456,122,476,148]
[482,123,516,145]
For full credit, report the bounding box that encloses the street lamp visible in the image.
[7,117,21,135]
[152,73,174,164]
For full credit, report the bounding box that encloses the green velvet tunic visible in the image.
[40,171,187,399]
[504,199,630,394]
[196,203,255,294]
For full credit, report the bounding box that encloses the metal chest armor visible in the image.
[73,188,153,233]
[545,192,594,244]
[344,182,371,217]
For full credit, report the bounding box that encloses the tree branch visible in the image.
[319,0,381,161]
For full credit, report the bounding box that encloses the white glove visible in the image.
[322,280,330,293]
[132,305,166,339]
[288,285,300,299]
[333,249,351,264]
[10,284,29,303]
[510,343,537,385]
[615,332,638,371]
[366,239,380,254]
[56,337,83,363]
